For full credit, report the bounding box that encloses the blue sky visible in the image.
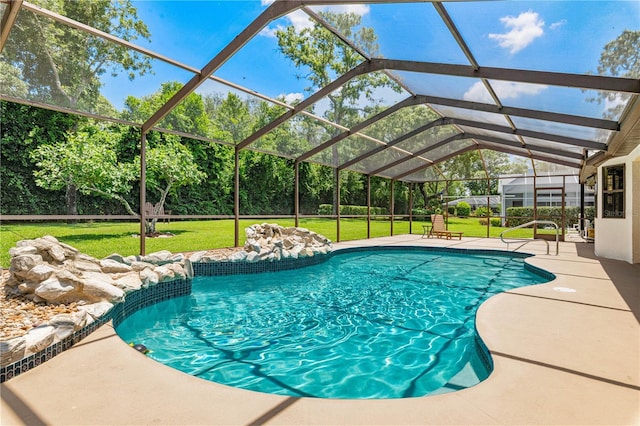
[101,0,639,126]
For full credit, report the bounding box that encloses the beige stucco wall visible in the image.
[595,144,640,264]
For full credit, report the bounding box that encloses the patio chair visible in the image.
[427,214,463,240]
[144,202,170,223]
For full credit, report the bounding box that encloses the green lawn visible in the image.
[0,217,535,268]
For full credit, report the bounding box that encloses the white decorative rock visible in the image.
[139,268,159,286]
[166,263,186,280]
[183,259,194,279]
[34,276,76,302]
[10,254,44,279]
[143,250,173,265]
[80,272,124,303]
[48,314,76,341]
[79,302,114,321]
[113,272,143,293]
[129,261,155,272]
[100,259,133,274]
[154,265,176,282]
[47,244,67,263]
[67,258,102,273]
[246,251,260,263]
[188,251,207,263]
[228,251,248,262]
[0,337,26,366]
[25,263,57,282]
[24,326,55,355]
[9,245,38,257]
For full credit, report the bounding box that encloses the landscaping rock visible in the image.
[1,337,26,366]
[24,326,55,355]
[100,259,133,274]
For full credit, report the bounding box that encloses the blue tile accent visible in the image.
[192,253,330,276]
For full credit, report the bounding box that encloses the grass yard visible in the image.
[0,217,535,268]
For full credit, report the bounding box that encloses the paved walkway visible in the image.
[2,235,638,425]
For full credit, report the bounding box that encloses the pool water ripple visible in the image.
[116,248,551,399]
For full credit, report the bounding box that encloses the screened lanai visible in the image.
[1,0,639,252]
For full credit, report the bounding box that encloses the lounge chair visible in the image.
[422,214,463,240]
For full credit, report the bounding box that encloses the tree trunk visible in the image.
[65,183,78,223]
[146,218,157,235]
[419,184,429,208]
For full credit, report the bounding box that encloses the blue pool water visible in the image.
[116,248,551,399]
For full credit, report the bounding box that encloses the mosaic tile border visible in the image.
[192,253,330,276]
[334,245,534,259]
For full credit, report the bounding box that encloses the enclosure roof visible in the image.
[1,0,639,182]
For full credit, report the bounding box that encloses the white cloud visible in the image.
[260,4,369,38]
[463,81,548,103]
[488,10,545,54]
[280,92,304,104]
[550,19,567,30]
[260,10,313,38]
[322,4,370,15]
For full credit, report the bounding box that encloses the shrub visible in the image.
[318,204,388,216]
[491,217,502,227]
[479,218,488,226]
[506,206,595,227]
[456,201,471,217]
[475,206,491,218]
[411,208,430,217]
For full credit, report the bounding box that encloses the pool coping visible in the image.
[1,235,638,425]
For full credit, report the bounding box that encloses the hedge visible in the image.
[318,204,388,216]
[505,206,595,227]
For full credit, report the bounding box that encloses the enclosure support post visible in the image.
[487,177,491,238]
[580,150,586,233]
[234,148,240,248]
[294,161,300,228]
[445,180,449,230]
[336,169,341,243]
[390,179,395,236]
[139,131,147,256]
[580,181,585,233]
[367,175,371,239]
[409,182,414,235]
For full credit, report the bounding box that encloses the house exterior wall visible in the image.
[594,144,640,264]
[499,176,594,213]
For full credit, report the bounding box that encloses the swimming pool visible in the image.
[116,247,552,399]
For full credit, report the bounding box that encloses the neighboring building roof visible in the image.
[448,196,501,208]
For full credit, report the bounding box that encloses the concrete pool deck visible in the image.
[1,235,639,425]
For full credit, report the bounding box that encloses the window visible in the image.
[602,164,624,218]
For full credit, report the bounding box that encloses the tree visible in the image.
[123,84,233,216]
[30,124,138,215]
[587,30,640,119]
[2,0,151,215]
[31,124,206,233]
[276,11,400,213]
[139,135,207,233]
[2,0,151,111]
[122,81,218,138]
